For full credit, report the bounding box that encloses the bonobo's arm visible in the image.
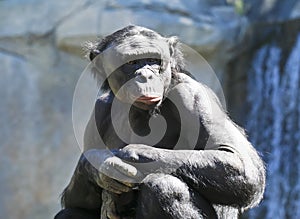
[61,149,142,210]
[117,137,262,208]
[61,153,102,209]
[117,74,265,209]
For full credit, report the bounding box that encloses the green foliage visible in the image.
[234,0,245,15]
[227,0,245,15]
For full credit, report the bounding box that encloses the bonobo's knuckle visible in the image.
[97,173,111,189]
[99,165,109,176]
[105,156,118,163]
[100,173,110,183]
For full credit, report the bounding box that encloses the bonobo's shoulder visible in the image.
[173,73,204,86]
[170,73,208,96]
[169,73,222,110]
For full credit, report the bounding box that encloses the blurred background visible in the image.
[1,0,300,218]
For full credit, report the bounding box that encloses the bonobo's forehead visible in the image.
[98,26,171,75]
[110,26,170,59]
[116,26,162,43]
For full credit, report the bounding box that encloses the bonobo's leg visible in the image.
[135,173,217,219]
[54,208,99,219]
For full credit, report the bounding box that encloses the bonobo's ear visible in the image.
[168,36,179,57]
[89,49,100,61]
[84,40,101,61]
[84,41,107,88]
[90,59,107,89]
[89,50,107,88]
[167,36,184,71]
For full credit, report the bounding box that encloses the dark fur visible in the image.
[55,26,265,219]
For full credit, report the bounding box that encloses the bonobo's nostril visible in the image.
[138,74,147,83]
[136,69,153,82]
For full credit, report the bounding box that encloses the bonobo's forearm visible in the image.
[62,154,102,209]
[118,145,260,208]
[172,150,255,207]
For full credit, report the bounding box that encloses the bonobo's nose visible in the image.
[136,68,153,83]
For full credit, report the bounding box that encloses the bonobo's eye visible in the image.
[148,58,161,65]
[127,60,138,65]
[126,59,161,66]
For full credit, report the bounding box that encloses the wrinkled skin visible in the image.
[55,25,265,219]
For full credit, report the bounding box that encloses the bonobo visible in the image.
[55,25,265,219]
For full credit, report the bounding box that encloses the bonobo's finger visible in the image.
[116,145,156,163]
[100,163,142,185]
[105,156,138,176]
[106,181,131,194]
[107,212,120,219]
[101,190,120,219]
[101,156,145,180]
[99,174,132,194]
[121,181,136,188]
[107,206,120,219]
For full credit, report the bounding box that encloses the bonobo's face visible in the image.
[107,58,171,110]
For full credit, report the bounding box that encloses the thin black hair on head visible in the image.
[86,26,131,61]
[88,25,143,61]
[88,25,164,61]
[96,26,136,53]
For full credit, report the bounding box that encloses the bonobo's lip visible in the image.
[135,95,162,105]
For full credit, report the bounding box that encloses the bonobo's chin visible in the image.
[133,96,162,110]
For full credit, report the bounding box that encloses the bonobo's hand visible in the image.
[83,149,144,194]
[116,144,173,176]
[116,144,186,175]
[116,144,161,162]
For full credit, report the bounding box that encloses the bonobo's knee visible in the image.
[54,208,99,219]
[142,173,190,203]
[137,173,217,219]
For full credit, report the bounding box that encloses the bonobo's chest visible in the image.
[96,98,181,149]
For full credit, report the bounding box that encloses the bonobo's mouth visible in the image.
[135,95,162,105]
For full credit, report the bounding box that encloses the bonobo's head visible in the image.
[87,25,184,110]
